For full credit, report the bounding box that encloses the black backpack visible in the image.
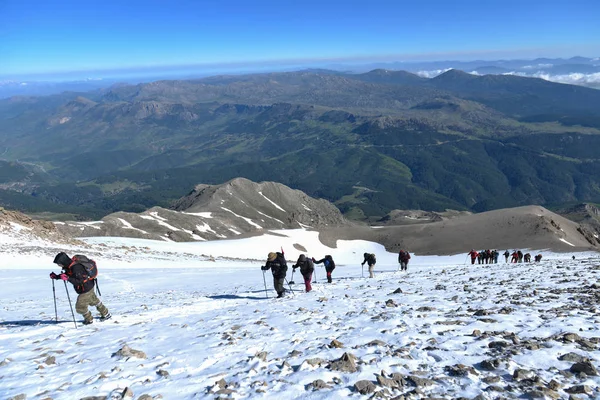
[72,255,98,282]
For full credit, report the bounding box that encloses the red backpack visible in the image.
[70,255,98,282]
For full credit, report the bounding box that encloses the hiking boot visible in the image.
[83,319,93,325]
[276,292,284,298]
[100,313,112,321]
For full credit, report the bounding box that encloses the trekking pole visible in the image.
[361,264,364,278]
[284,278,295,296]
[463,254,469,265]
[262,270,269,299]
[95,279,102,297]
[313,267,317,283]
[52,280,58,322]
[289,269,295,285]
[63,281,78,329]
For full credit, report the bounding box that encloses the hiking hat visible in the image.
[267,252,277,261]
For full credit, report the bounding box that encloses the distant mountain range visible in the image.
[1,56,598,99]
[4,177,596,254]
[0,68,599,221]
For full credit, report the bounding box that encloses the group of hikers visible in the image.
[260,249,411,298]
[468,249,543,265]
[260,251,338,298]
[48,249,413,324]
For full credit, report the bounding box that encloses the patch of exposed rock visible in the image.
[0,207,83,245]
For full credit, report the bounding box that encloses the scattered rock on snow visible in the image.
[488,341,510,349]
[44,356,56,365]
[375,374,398,388]
[512,368,535,381]
[305,358,327,367]
[254,351,268,362]
[328,339,344,348]
[112,345,146,360]
[329,352,358,373]
[366,340,387,347]
[559,352,586,363]
[406,375,435,387]
[445,363,478,377]
[289,350,302,357]
[570,361,598,376]
[565,384,592,394]
[480,359,501,371]
[307,379,330,390]
[353,380,376,394]
[156,369,169,378]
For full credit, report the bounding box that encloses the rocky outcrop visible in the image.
[0,207,79,244]
[54,178,349,242]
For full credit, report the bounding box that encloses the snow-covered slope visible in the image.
[1,226,599,399]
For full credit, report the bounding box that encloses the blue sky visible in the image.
[1,0,599,79]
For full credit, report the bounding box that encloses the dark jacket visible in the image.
[398,251,411,263]
[293,254,314,277]
[314,255,336,272]
[54,252,96,294]
[362,253,376,266]
[65,262,96,294]
[263,252,287,279]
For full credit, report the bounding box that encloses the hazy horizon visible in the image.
[2,0,599,81]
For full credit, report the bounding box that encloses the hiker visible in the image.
[261,252,288,298]
[292,254,314,292]
[468,249,478,265]
[503,250,510,263]
[313,255,336,283]
[511,251,519,263]
[398,250,411,271]
[50,252,110,325]
[361,253,377,278]
[478,251,484,265]
[517,250,523,263]
[492,250,499,264]
[534,254,543,262]
[524,253,531,263]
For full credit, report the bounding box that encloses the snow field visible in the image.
[1,229,599,399]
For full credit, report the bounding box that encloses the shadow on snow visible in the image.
[0,319,71,327]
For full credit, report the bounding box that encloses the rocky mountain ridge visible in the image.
[53,178,349,242]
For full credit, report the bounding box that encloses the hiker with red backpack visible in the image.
[468,249,478,265]
[50,252,111,325]
[398,250,411,271]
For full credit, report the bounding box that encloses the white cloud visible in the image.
[522,63,553,69]
[415,68,452,78]
[503,71,600,87]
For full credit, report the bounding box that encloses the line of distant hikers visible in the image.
[467,249,542,265]
[260,250,411,298]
